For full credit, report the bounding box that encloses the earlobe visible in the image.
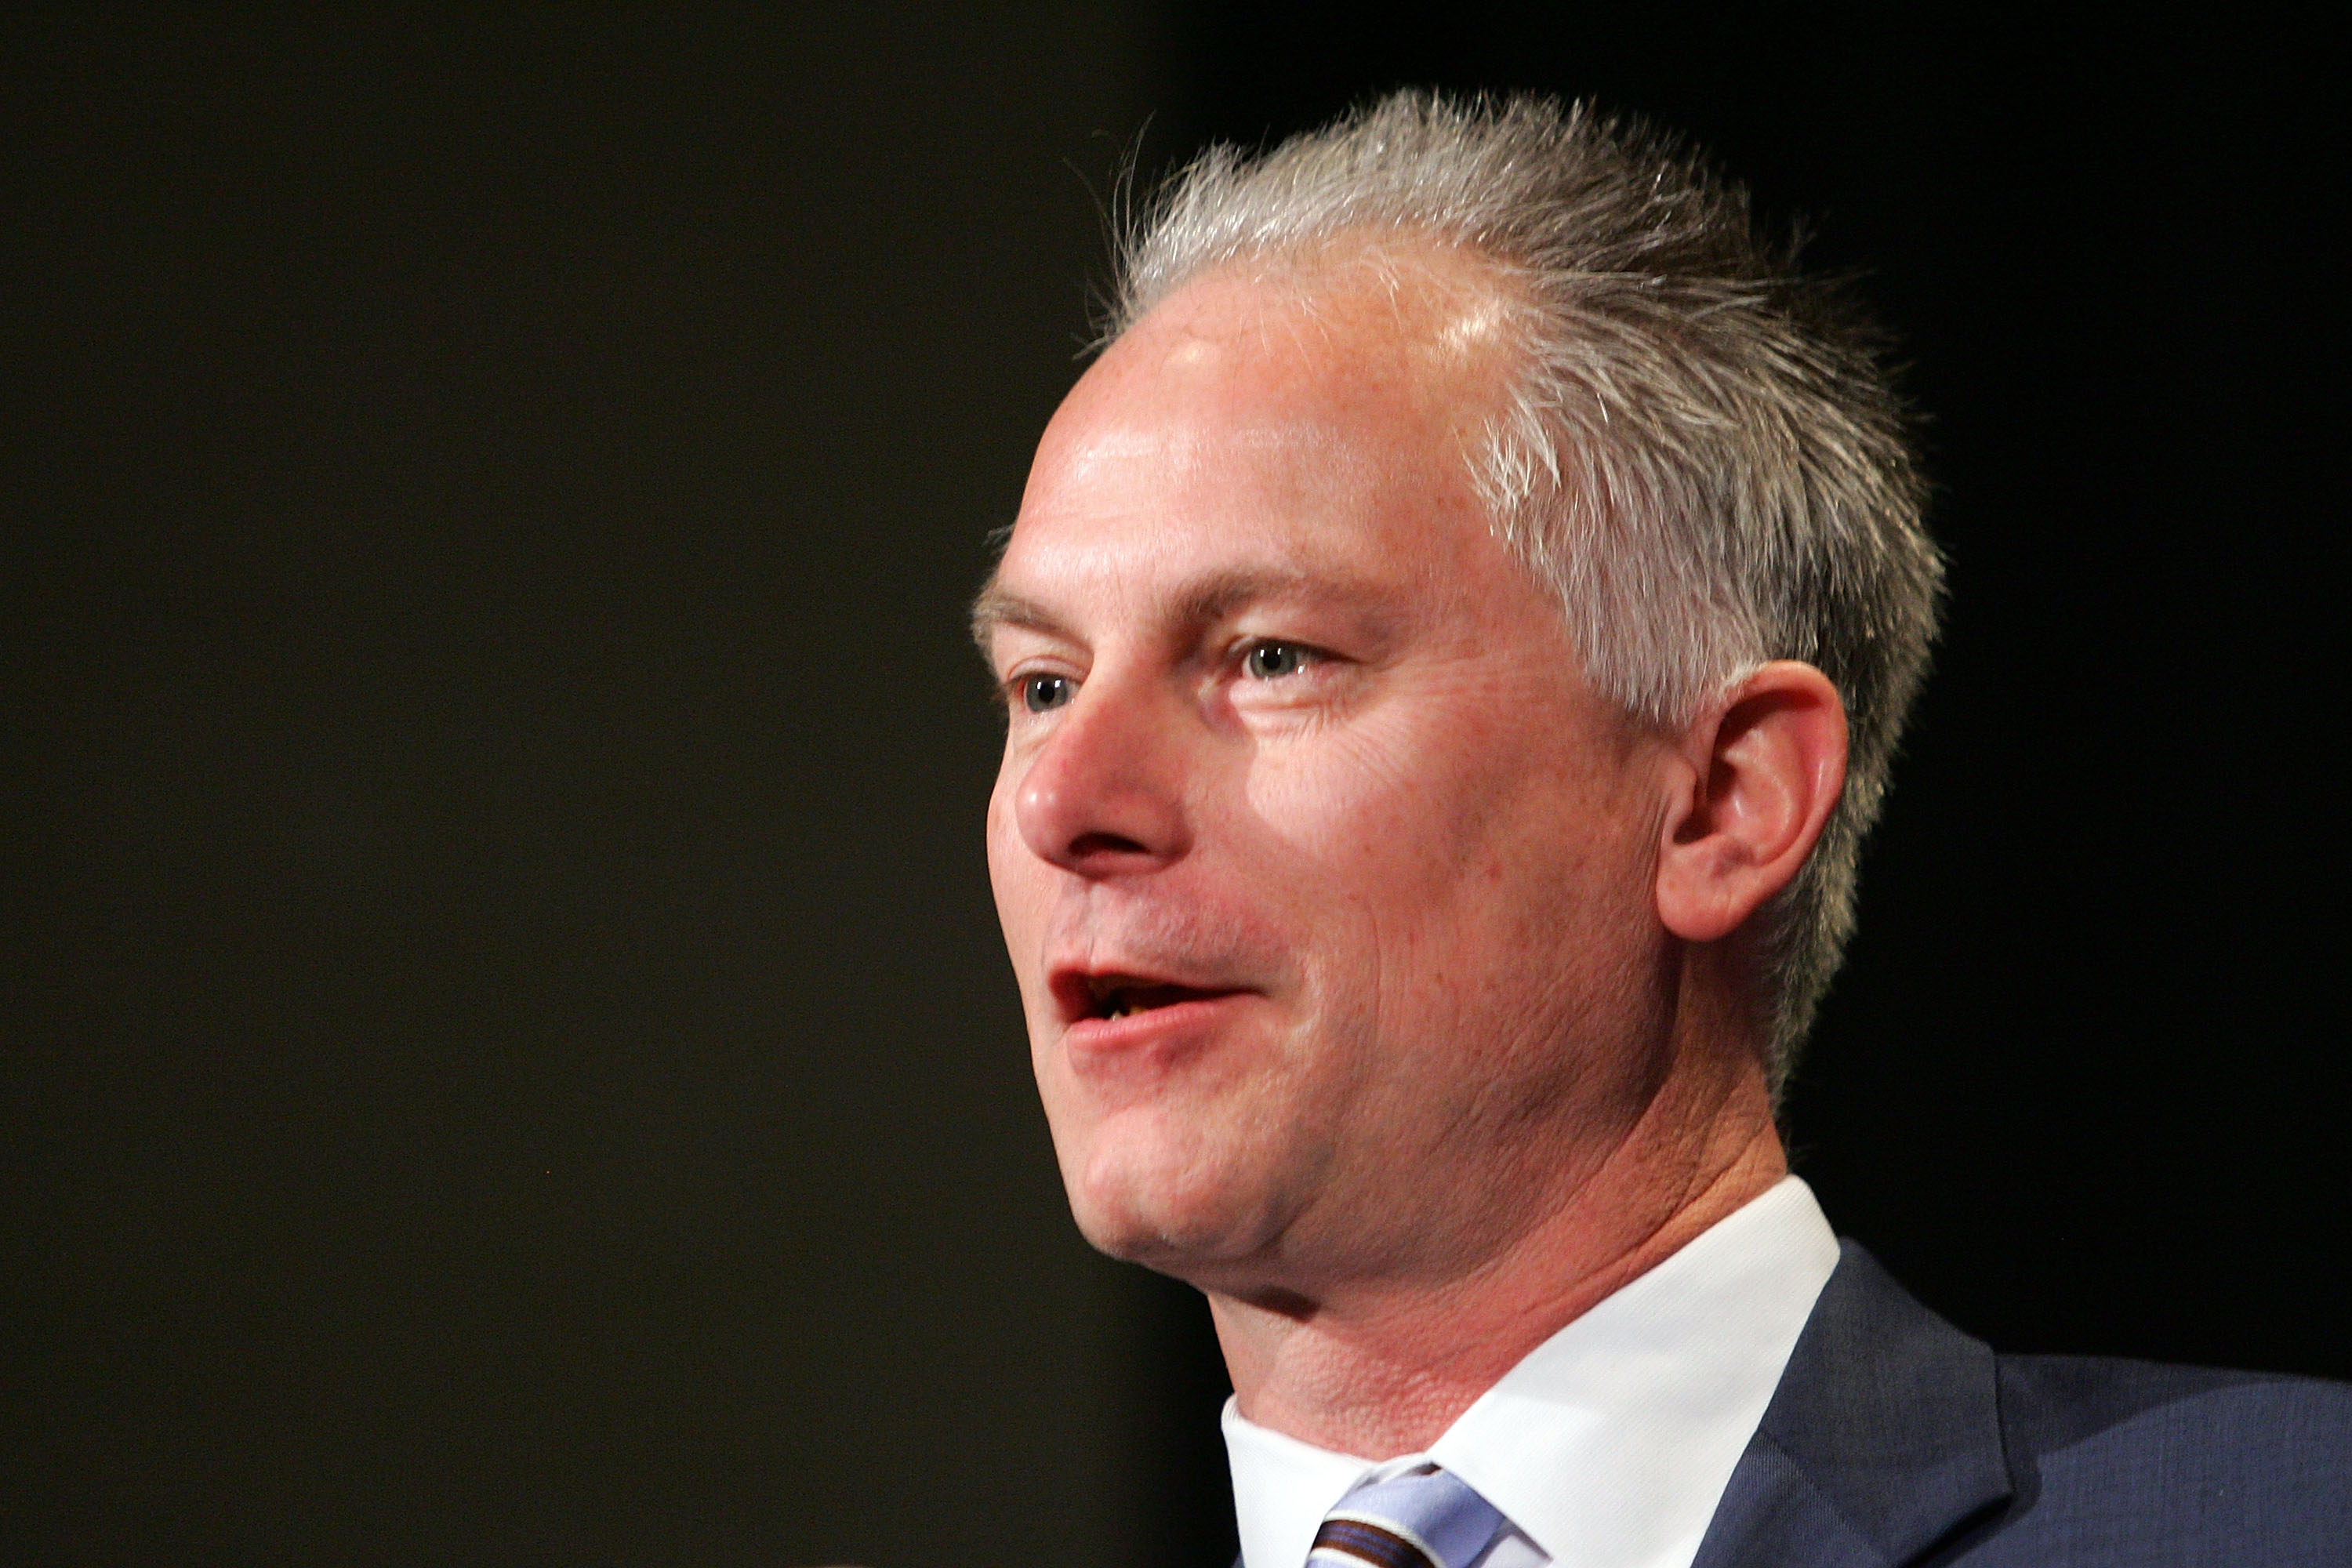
[1655,662,1848,944]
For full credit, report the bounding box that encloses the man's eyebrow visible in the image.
[969,583,1067,651]
[1169,567,1399,628]
[971,567,1410,654]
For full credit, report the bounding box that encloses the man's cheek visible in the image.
[1240,728,1437,872]
[986,851,1051,985]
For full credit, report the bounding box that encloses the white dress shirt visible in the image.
[1223,1175,1841,1568]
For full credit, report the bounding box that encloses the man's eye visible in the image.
[1022,673,1076,713]
[1243,641,1314,680]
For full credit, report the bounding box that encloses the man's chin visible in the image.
[1063,1155,1284,1276]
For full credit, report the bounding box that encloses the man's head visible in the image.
[976,93,1940,1298]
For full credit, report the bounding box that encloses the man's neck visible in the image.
[1203,1047,1787,1460]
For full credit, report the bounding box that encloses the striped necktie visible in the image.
[1308,1466,1508,1568]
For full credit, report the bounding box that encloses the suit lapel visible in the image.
[1689,1242,2013,1568]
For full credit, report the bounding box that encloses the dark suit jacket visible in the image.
[1689,1241,2352,1566]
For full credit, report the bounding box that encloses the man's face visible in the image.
[982,253,1677,1297]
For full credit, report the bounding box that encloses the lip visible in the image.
[1046,962,1256,1062]
[1047,962,1240,1023]
[1060,990,1254,1065]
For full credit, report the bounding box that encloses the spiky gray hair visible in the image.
[1108,91,1944,1094]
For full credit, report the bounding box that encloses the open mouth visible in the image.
[1057,971,1240,1024]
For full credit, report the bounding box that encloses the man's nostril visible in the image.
[1067,831,1151,859]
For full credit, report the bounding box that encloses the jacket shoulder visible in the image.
[1998,1348,2352,1448]
[1980,1352,2352,1554]
[1918,1351,2352,1565]
[1694,1243,2352,1568]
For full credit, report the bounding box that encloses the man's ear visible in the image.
[1656,661,1848,944]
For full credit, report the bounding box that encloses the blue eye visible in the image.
[1022,673,1076,713]
[1244,641,1311,680]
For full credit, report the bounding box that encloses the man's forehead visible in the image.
[1021,423,1385,573]
[1049,419,1360,480]
[978,245,1525,650]
[1045,245,1524,462]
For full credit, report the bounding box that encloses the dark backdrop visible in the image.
[2,9,1171,1566]
[5,8,2345,1568]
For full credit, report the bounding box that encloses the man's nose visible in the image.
[1013,677,1192,877]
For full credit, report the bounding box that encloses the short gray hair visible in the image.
[1107,91,1944,1094]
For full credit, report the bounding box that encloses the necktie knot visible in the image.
[1309,1466,1507,1568]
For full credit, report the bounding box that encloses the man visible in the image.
[975,93,2350,1567]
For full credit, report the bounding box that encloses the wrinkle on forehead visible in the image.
[1054,419,1362,485]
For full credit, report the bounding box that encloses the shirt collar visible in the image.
[1224,1176,1840,1568]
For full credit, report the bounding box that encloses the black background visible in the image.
[5,8,2344,1566]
